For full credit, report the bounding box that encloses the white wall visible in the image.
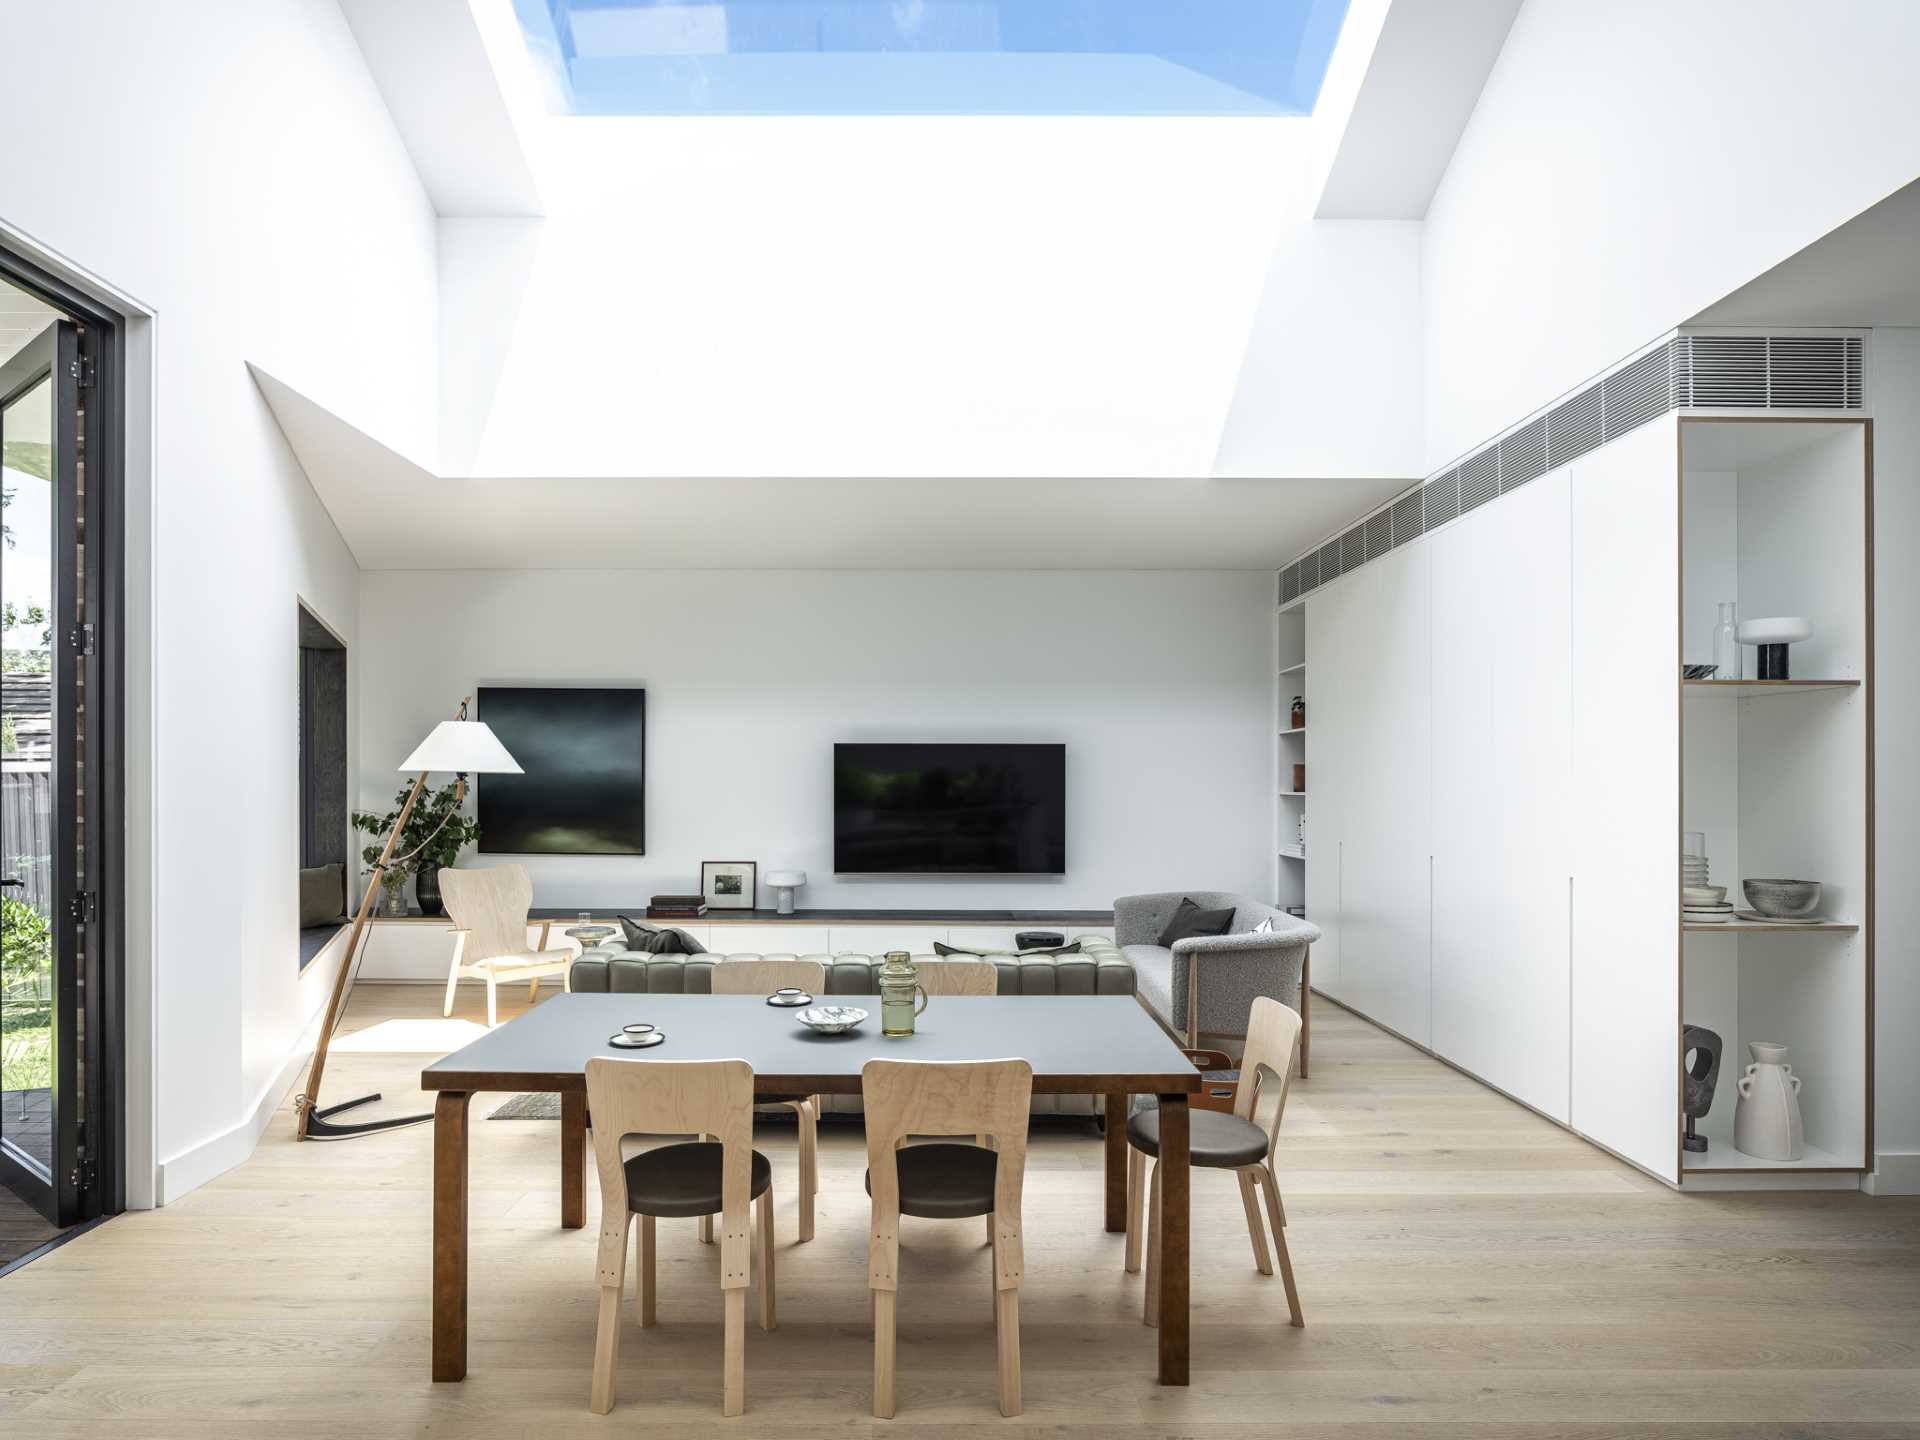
[1868,330,1920,1192]
[0,0,438,1200]
[1422,0,1920,469]
[356,570,1272,911]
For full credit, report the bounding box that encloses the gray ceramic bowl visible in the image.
[1743,878,1823,918]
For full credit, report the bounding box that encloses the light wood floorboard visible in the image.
[2,983,1917,1436]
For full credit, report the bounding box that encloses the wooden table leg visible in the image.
[561,1088,586,1230]
[1104,1092,1128,1233]
[433,1090,472,1382]
[1156,1092,1190,1386]
[1299,955,1311,1079]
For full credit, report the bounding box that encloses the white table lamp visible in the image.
[766,869,808,915]
[300,697,521,1140]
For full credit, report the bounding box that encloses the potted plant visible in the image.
[351,782,481,917]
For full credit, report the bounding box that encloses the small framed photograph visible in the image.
[701,860,758,911]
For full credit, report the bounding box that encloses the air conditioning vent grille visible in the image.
[1280,332,1865,605]
[1459,448,1499,514]
[1603,346,1674,437]
[1279,562,1300,605]
[1316,538,1342,584]
[1549,384,1603,466]
[1390,491,1424,547]
[1363,511,1391,560]
[1500,416,1549,492]
[1340,525,1365,574]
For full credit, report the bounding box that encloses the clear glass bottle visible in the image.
[878,951,928,1037]
[1712,601,1738,679]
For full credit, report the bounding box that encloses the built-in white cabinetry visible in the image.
[1313,543,1434,1047]
[1286,411,1872,1190]
[1570,418,1682,1181]
[1432,466,1574,1123]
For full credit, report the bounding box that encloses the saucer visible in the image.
[610,1029,665,1048]
[1733,910,1826,925]
[766,990,815,1007]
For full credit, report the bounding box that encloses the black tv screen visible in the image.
[834,743,1065,875]
[477,686,645,855]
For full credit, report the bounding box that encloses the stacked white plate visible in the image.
[1684,881,1729,923]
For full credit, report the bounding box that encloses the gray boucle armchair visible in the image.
[1115,891,1321,1065]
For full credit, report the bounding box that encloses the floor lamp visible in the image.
[295,697,522,1141]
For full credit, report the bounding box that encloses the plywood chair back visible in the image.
[862,1058,1032,1293]
[708,958,828,996]
[584,1057,757,1292]
[1236,996,1304,1163]
[439,864,534,960]
[915,958,998,996]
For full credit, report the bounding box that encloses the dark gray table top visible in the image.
[422,993,1198,1096]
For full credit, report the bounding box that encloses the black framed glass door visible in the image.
[1,277,108,1227]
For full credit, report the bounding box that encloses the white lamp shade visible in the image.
[398,720,523,775]
[766,869,807,888]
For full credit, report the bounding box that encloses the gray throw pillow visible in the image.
[935,940,1081,958]
[1157,897,1235,947]
[616,915,705,955]
[298,863,345,928]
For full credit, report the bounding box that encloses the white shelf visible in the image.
[1683,917,1859,934]
[1683,1139,1857,1174]
[1683,679,1860,698]
[1278,790,1307,799]
[1279,661,1307,676]
[1278,847,1306,861]
[1279,725,1306,737]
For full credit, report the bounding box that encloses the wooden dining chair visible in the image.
[1126,995,1304,1329]
[708,958,828,1242]
[862,1057,1033,1419]
[914,958,998,996]
[437,864,567,1027]
[584,1057,778,1418]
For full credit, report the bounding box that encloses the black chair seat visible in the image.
[864,1142,997,1219]
[1126,1106,1268,1169]
[624,1142,772,1218]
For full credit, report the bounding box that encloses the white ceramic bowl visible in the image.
[796,1005,868,1035]
[1683,885,1727,903]
[1735,616,1812,646]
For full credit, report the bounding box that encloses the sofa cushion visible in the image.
[1124,944,1175,1023]
[1156,897,1235,947]
[298,863,344,928]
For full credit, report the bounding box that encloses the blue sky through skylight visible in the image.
[513,1,1352,115]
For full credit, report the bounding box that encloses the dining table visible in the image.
[420,991,1201,1386]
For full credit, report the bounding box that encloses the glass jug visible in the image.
[878,951,929,1037]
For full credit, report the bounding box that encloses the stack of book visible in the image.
[647,894,707,919]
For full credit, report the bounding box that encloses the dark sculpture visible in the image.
[1682,1023,1724,1153]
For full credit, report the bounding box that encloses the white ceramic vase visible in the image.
[1733,1041,1804,1161]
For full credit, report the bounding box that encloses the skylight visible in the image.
[512,0,1352,116]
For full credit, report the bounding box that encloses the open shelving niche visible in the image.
[1274,604,1308,915]
[1677,418,1871,1181]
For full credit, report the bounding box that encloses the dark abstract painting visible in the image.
[477,687,645,855]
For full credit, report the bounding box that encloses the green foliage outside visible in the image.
[1,894,53,1093]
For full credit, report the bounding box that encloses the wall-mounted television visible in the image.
[833,742,1065,875]
[478,686,645,854]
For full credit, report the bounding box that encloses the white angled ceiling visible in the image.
[1691,178,1920,328]
[1312,0,1523,219]
[253,363,1406,571]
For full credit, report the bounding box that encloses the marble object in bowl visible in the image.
[1742,879,1822,918]
[1735,617,1813,646]
[796,1004,868,1035]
